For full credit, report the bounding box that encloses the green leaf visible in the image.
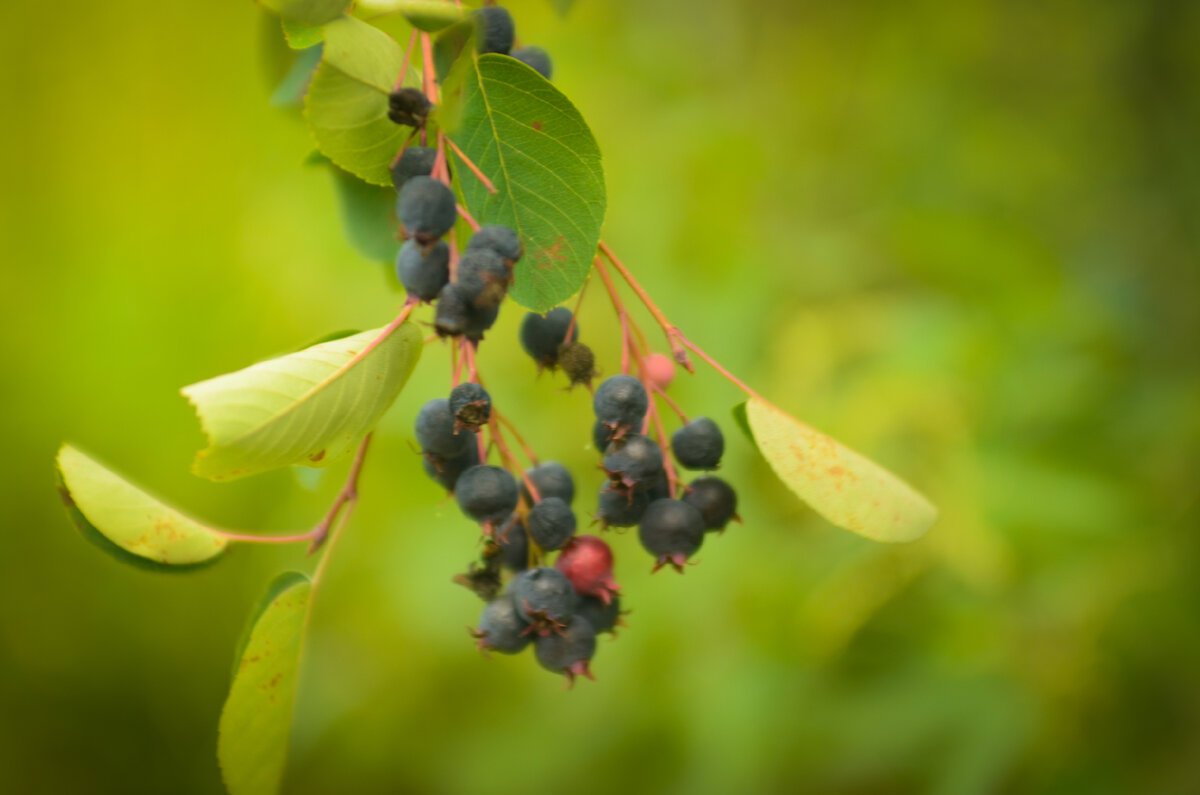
[218,572,312,795]
[305,17,419,186]
[328,165,401,262]
[449,54,606,311]
[394,1,469,32]
[259,0,347,26]
[270,44,323,108]
[182,321,423,481]
[433,19,475,84]
[281,18,324,50]
[55,445,229,568]
[742,396,938,543]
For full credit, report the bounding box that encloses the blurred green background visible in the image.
[2,0,1198,793]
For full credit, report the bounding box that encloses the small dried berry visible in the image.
[449,382,491,432]
[558,341,597,388]
[388,87,432,127]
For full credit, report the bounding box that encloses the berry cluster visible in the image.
[383,5,740,685]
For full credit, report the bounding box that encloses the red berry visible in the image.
[642,352,676,390]
[555,535,621,604]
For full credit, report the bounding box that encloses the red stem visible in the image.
[598,241,693,372]
[456,204,482,231]
[490,416,540,502]
[653,385,689,423]
[445,136,498,194]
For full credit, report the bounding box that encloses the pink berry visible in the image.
[642,353,676,390]
[555,535,621,604]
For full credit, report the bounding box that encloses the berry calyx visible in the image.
[396,240,449,302]
[671,417,725,470]
[472,596,531,655]
[683,476,738,531]
[397,176,457,245]
[455,465,519,526]
[519,308,577,369]
[511,567,578,635]
[555,535,620,604]
[526,496,577,551]
[534,615,597,684]
[638,498,705,573]
[449,382,491,433]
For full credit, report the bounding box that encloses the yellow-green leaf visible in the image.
[259,0,347,26]
[55,444,229,568]
[218,572,312,795]
[742,397,938,542]
[182,321,422,482]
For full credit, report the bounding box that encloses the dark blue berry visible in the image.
[387,87,432,127]
[638,498,705,572]
[464,302,500,341]
[456,465,519,524]
[596,483,649,529]
[415,398,469,458]
[473,596,530,654]
[671,417,724,470]
[534,615,597,682]
[396,240,449,302]
[644,471,671,503]
[511,567,578,634]
[522,461,575,505]
[683,477,738,532]
[434,283,471,337]
[490,515,529,571]
[397,176,456,244]
[576,594,621,635]
[475,6,515,54]
[592,419,616,451]
[593,375,648,436]
[449,382,491,432]
[519,308,577,368]
[422,443,480,493]
[457,248,510,310]
[511,46,552,80]
[602,433,664,491]
[527,496,576,551]
[467,225,522,264]
[389,146,437,190]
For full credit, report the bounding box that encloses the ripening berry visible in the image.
[396,240,449,302]
[519,308,577,369]
[683,476,738,532]
[456,465,519,525]
[638,498,705,572]
[511,46,553,80]
[390,145,437,190]
[576,594,622,635]
[595,483,649,529]
[671,417,725,470]
[467,225,522,265]
[421,444,480,493]
[397,176,457,245]
[535,615,597,683]
[602,433,664,491]
[475,6,515,55]
[527,496,576,551]
[415,398,470,458]
[558,342,598,389]
[522,461,575,505]
[473,596,531,654]
[511,567,578,634]
[449,382,491,432]
[642,352,676,390]
[489,516,529,571]
[593,375,648,437]
[388,87,432,127]
[456,248,510,311]
[555,535,620,604]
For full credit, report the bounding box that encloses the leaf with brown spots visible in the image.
[740,397,937,542]
[219,571,312,795]
[55,445,228,570]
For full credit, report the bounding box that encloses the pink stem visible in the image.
[419,33,439,104]
[393,28,419,92]
[490,416,540,502]
[445,136,498,194]
[456,204,482,231]
[598,241,693,372]
[562,274,590,343]
[681,337,765,401]
[653,385,689,423]
[307,433,374,553]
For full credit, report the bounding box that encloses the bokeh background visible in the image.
[2,0,1198,793]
